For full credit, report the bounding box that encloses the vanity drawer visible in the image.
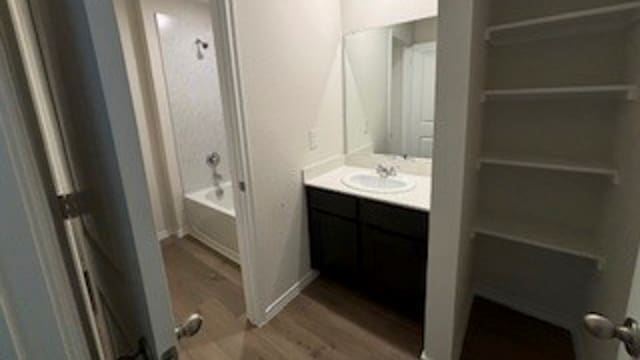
[360,199,428,239]
[306,188,358,219]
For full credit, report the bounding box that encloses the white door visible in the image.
[9,0,180,358]
[407,42,436,158]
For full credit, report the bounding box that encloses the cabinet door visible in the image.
[361,226,427,318]
[309,209,359,283]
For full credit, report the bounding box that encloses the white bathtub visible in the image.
[184,183,239,263]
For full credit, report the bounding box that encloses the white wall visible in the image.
[231,0,343,313]
[425,1,486,359]
[341,0,437,34]
[155,5,231,193]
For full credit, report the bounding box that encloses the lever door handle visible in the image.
[175,313,204,340]
[584,313,640,358]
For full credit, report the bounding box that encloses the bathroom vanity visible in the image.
[305,165,430,319]
[304,13,436,321]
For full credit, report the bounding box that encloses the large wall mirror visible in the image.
[344,17,437,159]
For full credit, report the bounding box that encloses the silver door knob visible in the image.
[584,313,640,357]
[175,313,204,340]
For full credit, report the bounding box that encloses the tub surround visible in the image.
[155,6,231,193]
[184,183,239,264]
[304,165,431,212]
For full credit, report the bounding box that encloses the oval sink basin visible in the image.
[341,172,415,194]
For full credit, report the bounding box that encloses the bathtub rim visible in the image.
[184,183,236,218]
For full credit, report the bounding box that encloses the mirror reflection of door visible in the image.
[404,42,436,158]
[344,17,438,160]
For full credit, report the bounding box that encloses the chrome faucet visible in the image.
[376,163,397,178]
[206,152,221,169]
[206,152,224,196]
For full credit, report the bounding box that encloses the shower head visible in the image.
[195,38,209,60]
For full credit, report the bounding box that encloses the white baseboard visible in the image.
[176,227,188,238]
[258,270,319,327]
[189,226,240,265]
[157,227,188,242]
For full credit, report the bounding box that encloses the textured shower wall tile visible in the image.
[157,3,231,193]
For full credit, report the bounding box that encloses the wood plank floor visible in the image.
[161,236,423,360]
[162,237,575,360]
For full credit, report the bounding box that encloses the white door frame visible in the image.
[405,41,436,158]
[386,33,409,154]
[401,45,414,156]
[127,0,187,238]
[6,0,107,357]
[385,32,394,148]
[0,6,93,357]
[208,0,264,324]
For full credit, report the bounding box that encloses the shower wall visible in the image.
[156,2,230,193]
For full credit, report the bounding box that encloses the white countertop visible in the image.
[304,165,431,212]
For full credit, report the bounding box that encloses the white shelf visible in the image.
[478,155,618,183]
[485,2,640,44]
[474,214,604,267]
[482,85,639,102]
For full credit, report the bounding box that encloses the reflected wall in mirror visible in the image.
[344,17,437,159]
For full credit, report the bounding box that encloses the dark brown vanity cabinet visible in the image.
[306,187,429,319]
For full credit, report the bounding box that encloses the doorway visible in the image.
[112,0,250,356]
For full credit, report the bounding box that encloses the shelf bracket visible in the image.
[483,29,492,41]
[627,87,639,101]
[612,172,621,186]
